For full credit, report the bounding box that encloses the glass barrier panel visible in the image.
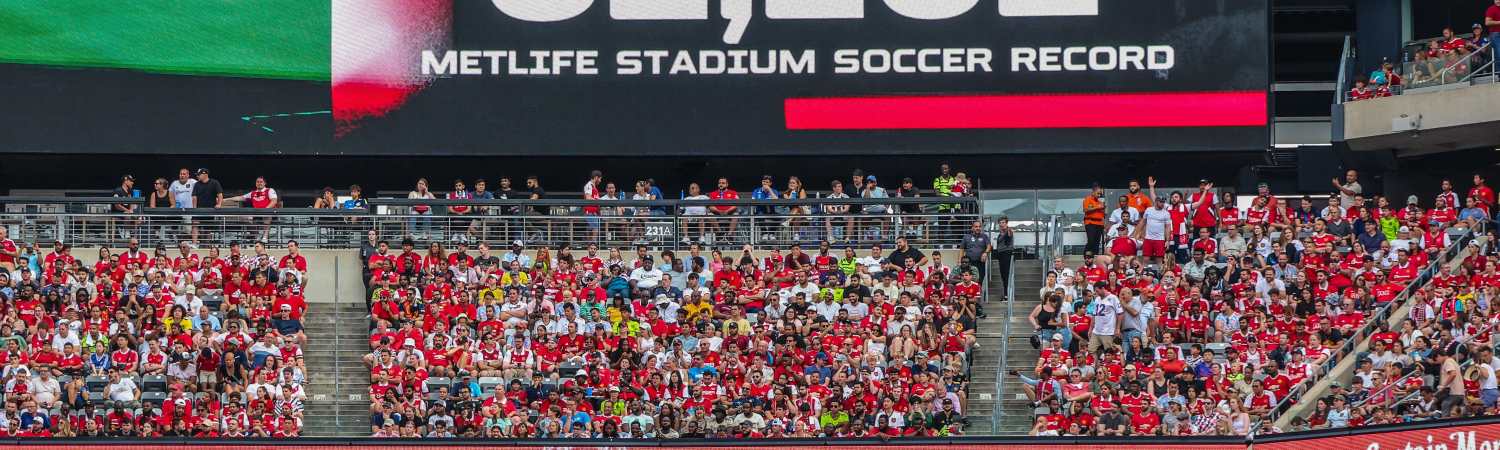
[979,191,1037,223]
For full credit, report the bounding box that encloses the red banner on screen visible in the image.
[783,91,1268,130]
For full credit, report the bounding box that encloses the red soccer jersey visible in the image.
[1472,185,1496,213]
[708,188,740,213]
[1193,237,1218,255]
[1219,207,1240,227]
[1131,411,1160,435]
[1190,191,1217,228]
[247,188,277,208]
[279,254,307,272]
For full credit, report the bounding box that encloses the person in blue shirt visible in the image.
[1460,196,1491,229]
[687,357,719,382]
[751,175,780,203]
[341,185,369,209]
[20,243,42,277]
[748,175,777,216]
[643,178,667,216]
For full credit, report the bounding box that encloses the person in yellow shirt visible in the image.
[478,279,505,304]
[500,264,529,287]
[721,309,751,336]
[164,306,193,332]
[683,293,715,325]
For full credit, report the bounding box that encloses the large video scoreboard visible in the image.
[1,0,1270,155]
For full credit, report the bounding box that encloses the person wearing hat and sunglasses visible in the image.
[110,174,142,241]
[186,168,222,245]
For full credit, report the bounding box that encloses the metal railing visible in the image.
[1354,314,1499,413]
[1404,42,1493,89]
[0,196,979,250]
[1335,35,1355,104]
[979,187,1206,255]
[332,254,343,430]
[1256,224,1484,432]
[1037,215,1065,263]
[992,252,1018,433]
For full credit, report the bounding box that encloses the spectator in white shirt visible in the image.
[29,370,62,408]
[1108,195,1140,236]
[630,257,665,294]
[105,369,140,405]
[858,245,886,276]
[51,326,80,353]
[1219,227,1248,260]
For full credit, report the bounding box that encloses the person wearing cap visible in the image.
[860,174,890,240]
[184,167,222,245]
[500,240,531,268]
[1188,178,1218,236]
[1139,186,1173,265]
[271,303,306,344]
[110,174,141,238]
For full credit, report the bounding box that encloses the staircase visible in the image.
[985,256,1079,435]
[963,260,1005,435]
[301,301,372,437]
[963,256,1046,435]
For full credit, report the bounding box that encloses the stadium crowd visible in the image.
[1022,172,1497,436]
[1346,1,1498,102]
[358,169,998,438]
[0,236,312,437]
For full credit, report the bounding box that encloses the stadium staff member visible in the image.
[962,221,992,279]
[1083,183,1106,254]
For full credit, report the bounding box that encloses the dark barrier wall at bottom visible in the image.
[6,417,1498,449]
[1,443,1245,449]
[1258,419,1500,450]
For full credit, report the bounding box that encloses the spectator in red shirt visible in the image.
[1348,78,1374,101]
[1472,173,1496,214]
[707,177,740,243]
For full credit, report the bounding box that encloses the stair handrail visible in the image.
[333,254,342,430]
[1255,224,1484,434]
[1050,214,1066,259]
[993,253,1016,433]
[1353,317,1500,411]
[1335,35,1353,104]
[1435,42,1492,84]
[1459,42,1494,83]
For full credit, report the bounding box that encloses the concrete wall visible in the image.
[1341,83,1500,153]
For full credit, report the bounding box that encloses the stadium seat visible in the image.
[142,374,167,392]
[85,375,108,392]
[478,377,504,393]
[425,377,453,394]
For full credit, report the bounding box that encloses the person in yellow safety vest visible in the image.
[838,247,860,276]
[933,163,956,212]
